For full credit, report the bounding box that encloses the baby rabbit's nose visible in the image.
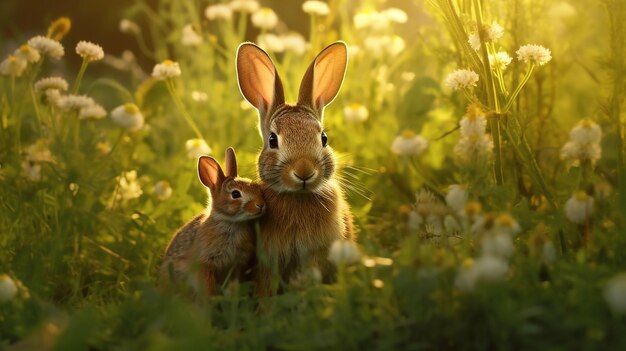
[256,203,265,209]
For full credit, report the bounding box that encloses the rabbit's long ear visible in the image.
[236,43,285,121]
[224,147,238,178]
[297,41,348,118]
[198,156,225,191]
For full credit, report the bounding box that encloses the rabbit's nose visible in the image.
[256,203,264,209]
[293,171,316,181]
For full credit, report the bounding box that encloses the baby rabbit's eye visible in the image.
[231,190,242,199]
[321,131,328,147]
[269,133,278,149]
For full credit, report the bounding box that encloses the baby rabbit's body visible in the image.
[236,42,356,292]
[159,148,264,296]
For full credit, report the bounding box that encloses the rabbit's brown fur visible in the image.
[236,42,355,293]
[159,148,265,296]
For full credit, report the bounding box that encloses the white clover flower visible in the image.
[115,170,143,203]
[474,255,509,282]
[564,191,594,224]
[191,91,209,102]
[354,11,389,31]
[482,233,515,259]
[604,273,626,314]
[444,69,479,90]
[445,184,468,212]
[0,55,27,77]
[154,180,173,200]
[34,77,69,92]
[382,8,408,23]
[516,44,552,66]
[110,103,144,131]
[14,44,41,63]
[459,112,488,137]
[570,119,602,144]
[57,94,96,110]
[79,103,107,120]
[205,4,234,20]
[229,0,259,13]
[181,24,203,46]
[119,19,141,34]
[328,239,362,266]
[454,133,494,161]
[251,8,278,30]
[391,130,429,156]
[281,32,307,55]
[186,138,212,159]
[489,51,512,71]
[302,1,330,16]
[257,34,285,53]
[44,89,62,105]
[76,41,104,62]
[0,275,18,302]
[27,36,64,59]
[21,160,42,182]
[343,103,369,123]
[152,59,181,80]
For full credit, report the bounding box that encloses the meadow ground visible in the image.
[1,0,626,349]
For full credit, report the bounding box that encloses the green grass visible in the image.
[1,0,626,349]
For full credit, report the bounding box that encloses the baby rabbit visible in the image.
[159,147,265,297]
[236,42,355,294]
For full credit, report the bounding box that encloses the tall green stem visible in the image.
[503,64,535,112]
[165,79,205,140]
[72,58,89,94]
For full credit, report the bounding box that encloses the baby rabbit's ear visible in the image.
[198,156,225,191]
[224,147,238,178]
[236,43,285,118]
[297,41,348,118]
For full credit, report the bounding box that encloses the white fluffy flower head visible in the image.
[281,33,307,55]
[79,104,107,120]
[445,69,479,90]
[111,103,144,131]
[302,1,330,16]
[383,8,408,23]
[76,41,104,62]
[251,8,279,30]
[116,170,143,204]
[564,191,593,224]
[328,239,362,266]
[0,275,18,302]
[446,184,468,212]
[15,44,41,63]
[152,60,181,80]
[391,130,429,156]
[154,180,173,200]
[229,0,260,13]
[57,94,96,110]
[205,4,233,20]
[343,103,369,123]
[34,77,69,92]
[27,36,64,59]
[604,273,626,314]
[181,24,203,46]
[0,55,27,77]
[186,138,212,159]
[516,44,552,66]
[257,34,285,53]
[489,51,512,71]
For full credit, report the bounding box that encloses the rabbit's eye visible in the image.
[321,131,328,147]
[231,190,242,199]
[269,133,278,149]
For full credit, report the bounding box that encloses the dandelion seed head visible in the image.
[302,1,330,16]
[27,36,64,60]
[76,41,104,62]
[516,44,552,66]
[152,59,181,80]
[205,4,234,20]
[251,8,278,30]
[111,103,144,131]
[444,69,479,91]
